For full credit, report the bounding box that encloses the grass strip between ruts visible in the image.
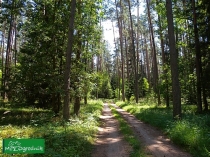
[109,104,147,157]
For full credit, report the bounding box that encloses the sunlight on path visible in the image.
[111,104,192,157]
[91,103,132,157]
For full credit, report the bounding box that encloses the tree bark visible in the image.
[74,97,80,116]
[144,34,151,88]
[0,23,5,99]
[192,0,202,113]
[74,0,82,116]
[4,11,13,100]
[136,0,140,80]
[115,0,125,101]
[146,0,161,105]
[157,0,169,107]
[166,0,182,118]
[63,0,76,120]
[128,0,139,103]
[14,19,17,67]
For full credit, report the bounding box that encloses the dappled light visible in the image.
[92,103,132,157]
[0,0,210,156]
[112,103,192,157]
[0,100,103,157]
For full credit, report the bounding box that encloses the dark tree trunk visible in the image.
[74,97,80,116]
[166,0,182,118]
[63,0,76,120]
[146,0,160,105]
[115,0,125,101]
[4,14,13,100]
[84,96,87,105]
[73,0,82,116]
[52,94,61,115]
[14,19,17,67]
[128,0,139,103]
[1,24,5,99]
[192,0,202,113]
[136,0,140,79]
[157,0,169,107]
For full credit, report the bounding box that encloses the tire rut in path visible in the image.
[91,103,132,157]
[111,103,192,157]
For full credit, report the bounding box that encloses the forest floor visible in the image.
[91,103,192,157]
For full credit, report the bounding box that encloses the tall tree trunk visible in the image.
[4,13,13,100]
[166,0,182,118]
[124,37,129,81]
[1,24,5,99]
[128,0,138,103]
[74,97,80,116]
[192,0,202,113]
[115,0,125,101]
[84,41,89,105]
[144,34,151,88]
[96,54,100,72]
[51,0,61,115]
[112,20,120,100]
[122,19,129,81]
[157,0,169,107]
[146,0,161,105]
[63,0,76,120]
[14,19,17,67]
[74,0,82,116]
[136,0,140,79]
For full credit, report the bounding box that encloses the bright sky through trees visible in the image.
[102,1,146,53]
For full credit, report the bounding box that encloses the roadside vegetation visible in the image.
[0,100,103,157]
[116,99,210,157]
[110,105,147,157]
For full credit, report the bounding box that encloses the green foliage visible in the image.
[139,77,149,97]
[116,100,210,157]
[91,72,113,99]
[5,0,105,113]
[125,79,134,101]
[179,57,197,105]
[125,76,150,101]
[159,64,172,102]
[0,100,103,157]
[110,75,119,98]
[7,0,70,108]
[113,88,120,99]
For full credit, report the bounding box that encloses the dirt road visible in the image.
[91,103,132,157]
[91,103,192,157]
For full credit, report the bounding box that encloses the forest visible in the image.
[0,0,210,156]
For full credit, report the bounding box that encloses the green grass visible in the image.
[116,100,210,157]
[0,100,103,157]
[110,105,147,157]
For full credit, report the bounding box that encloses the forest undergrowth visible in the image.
[0,100,103,157]
[116,99,210,157]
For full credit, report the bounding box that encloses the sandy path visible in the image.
[91,103,132,157]
[111,104,192,157]
[92,103,192,157]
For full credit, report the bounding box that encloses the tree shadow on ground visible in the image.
[0,108,53,126]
